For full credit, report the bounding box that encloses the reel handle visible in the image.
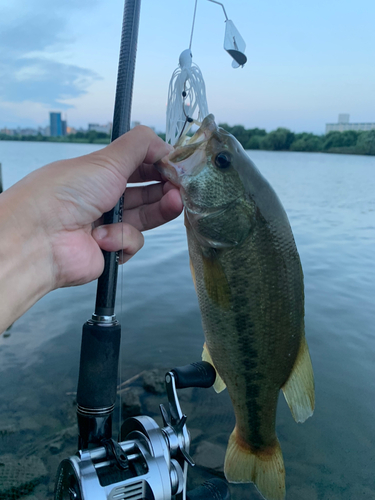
[187,478,231,500]
[171,361,216,389]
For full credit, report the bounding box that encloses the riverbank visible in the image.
[1,126,375,155]
[0,131,111,145]
[218,124,375,156]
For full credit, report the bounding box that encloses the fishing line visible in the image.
[189,0,198,50]
[119,216,124,437]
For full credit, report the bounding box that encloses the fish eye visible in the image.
[215,152,232,169]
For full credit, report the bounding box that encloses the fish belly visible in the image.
[189,220,304,441]
[186,216,311,500]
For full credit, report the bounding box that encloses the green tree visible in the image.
[245,135,262,149]
[290,133,323,152]
[260,128,295,151]
[356,130,375,155]
[323,130,360,150]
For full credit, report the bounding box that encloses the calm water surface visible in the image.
[0,141,374,499]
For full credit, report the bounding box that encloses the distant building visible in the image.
[338,114,350,124]
[61,120,67,136]
[1,126,51,136]
[19,128,39,136]
[326,114,375,134]
[0,128,15,136]
[1,127,40,136]
[131,121,141,129]
[88,123,112,134]
[38,126,50,136]
[50,112,63,136]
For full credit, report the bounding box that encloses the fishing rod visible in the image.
[74,0,141,453]
[54,0,236,498]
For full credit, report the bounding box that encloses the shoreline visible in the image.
[0,137,111,145]
[0,137,374,156]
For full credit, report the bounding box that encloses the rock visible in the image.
[193,441,225,471]
[142,369,166,395]
[17,416,42,432]
[42,425,78,456]
[122,390,142,418]
[349,484,375,498]
[189,427,204,443]
[60,425,78,440]
[0,455,47,499]
[21,483,50,500]
[288,484,318,500]
[49,440,64,455]
[0,425,16,437]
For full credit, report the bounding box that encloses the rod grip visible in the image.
[171,361,216,389]
[77,321,121,409]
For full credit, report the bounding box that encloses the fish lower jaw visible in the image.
[158,165,181,187]
[168,161,186,177]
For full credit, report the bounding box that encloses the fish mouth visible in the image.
[181,113,217,147]
[155,114,217,186]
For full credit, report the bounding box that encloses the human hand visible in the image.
[0,126,182,332]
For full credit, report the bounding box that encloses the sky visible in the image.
[0,0,374,134]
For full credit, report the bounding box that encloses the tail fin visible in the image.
[224,427,285,500]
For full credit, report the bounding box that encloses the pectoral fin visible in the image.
[189,258,197,293]
[202,343,226,393]
[282,336,315,423]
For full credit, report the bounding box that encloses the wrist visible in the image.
[0,181,54,333]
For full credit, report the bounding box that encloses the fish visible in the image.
[156,114,314,500]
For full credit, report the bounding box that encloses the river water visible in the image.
[0,141,374,499]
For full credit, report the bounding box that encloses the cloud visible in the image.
[0,0,100,112]
[0,56,101,108]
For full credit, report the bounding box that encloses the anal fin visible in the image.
[202,342,226,393]
[282,336,315,423]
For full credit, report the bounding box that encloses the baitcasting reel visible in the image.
[54,361,230,500]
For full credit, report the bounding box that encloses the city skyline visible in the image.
[3,111,375,138]
[1,0,375,134]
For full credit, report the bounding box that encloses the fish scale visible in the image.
[156,114,315,500]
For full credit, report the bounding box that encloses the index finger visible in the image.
[92,126,173,182]
[128,163,164,184]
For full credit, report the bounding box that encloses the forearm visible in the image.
[0,182,53,334]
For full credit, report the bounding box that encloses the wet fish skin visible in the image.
[156,115,314,500]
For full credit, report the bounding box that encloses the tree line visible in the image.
[0,130,111,144]
[2,126,375,155]
[218,124,375,156]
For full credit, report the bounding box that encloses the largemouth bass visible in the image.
[156,115,314,500]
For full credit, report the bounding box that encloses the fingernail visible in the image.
[95,226,108,240]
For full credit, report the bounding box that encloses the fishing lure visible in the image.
[165,0,247,146]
